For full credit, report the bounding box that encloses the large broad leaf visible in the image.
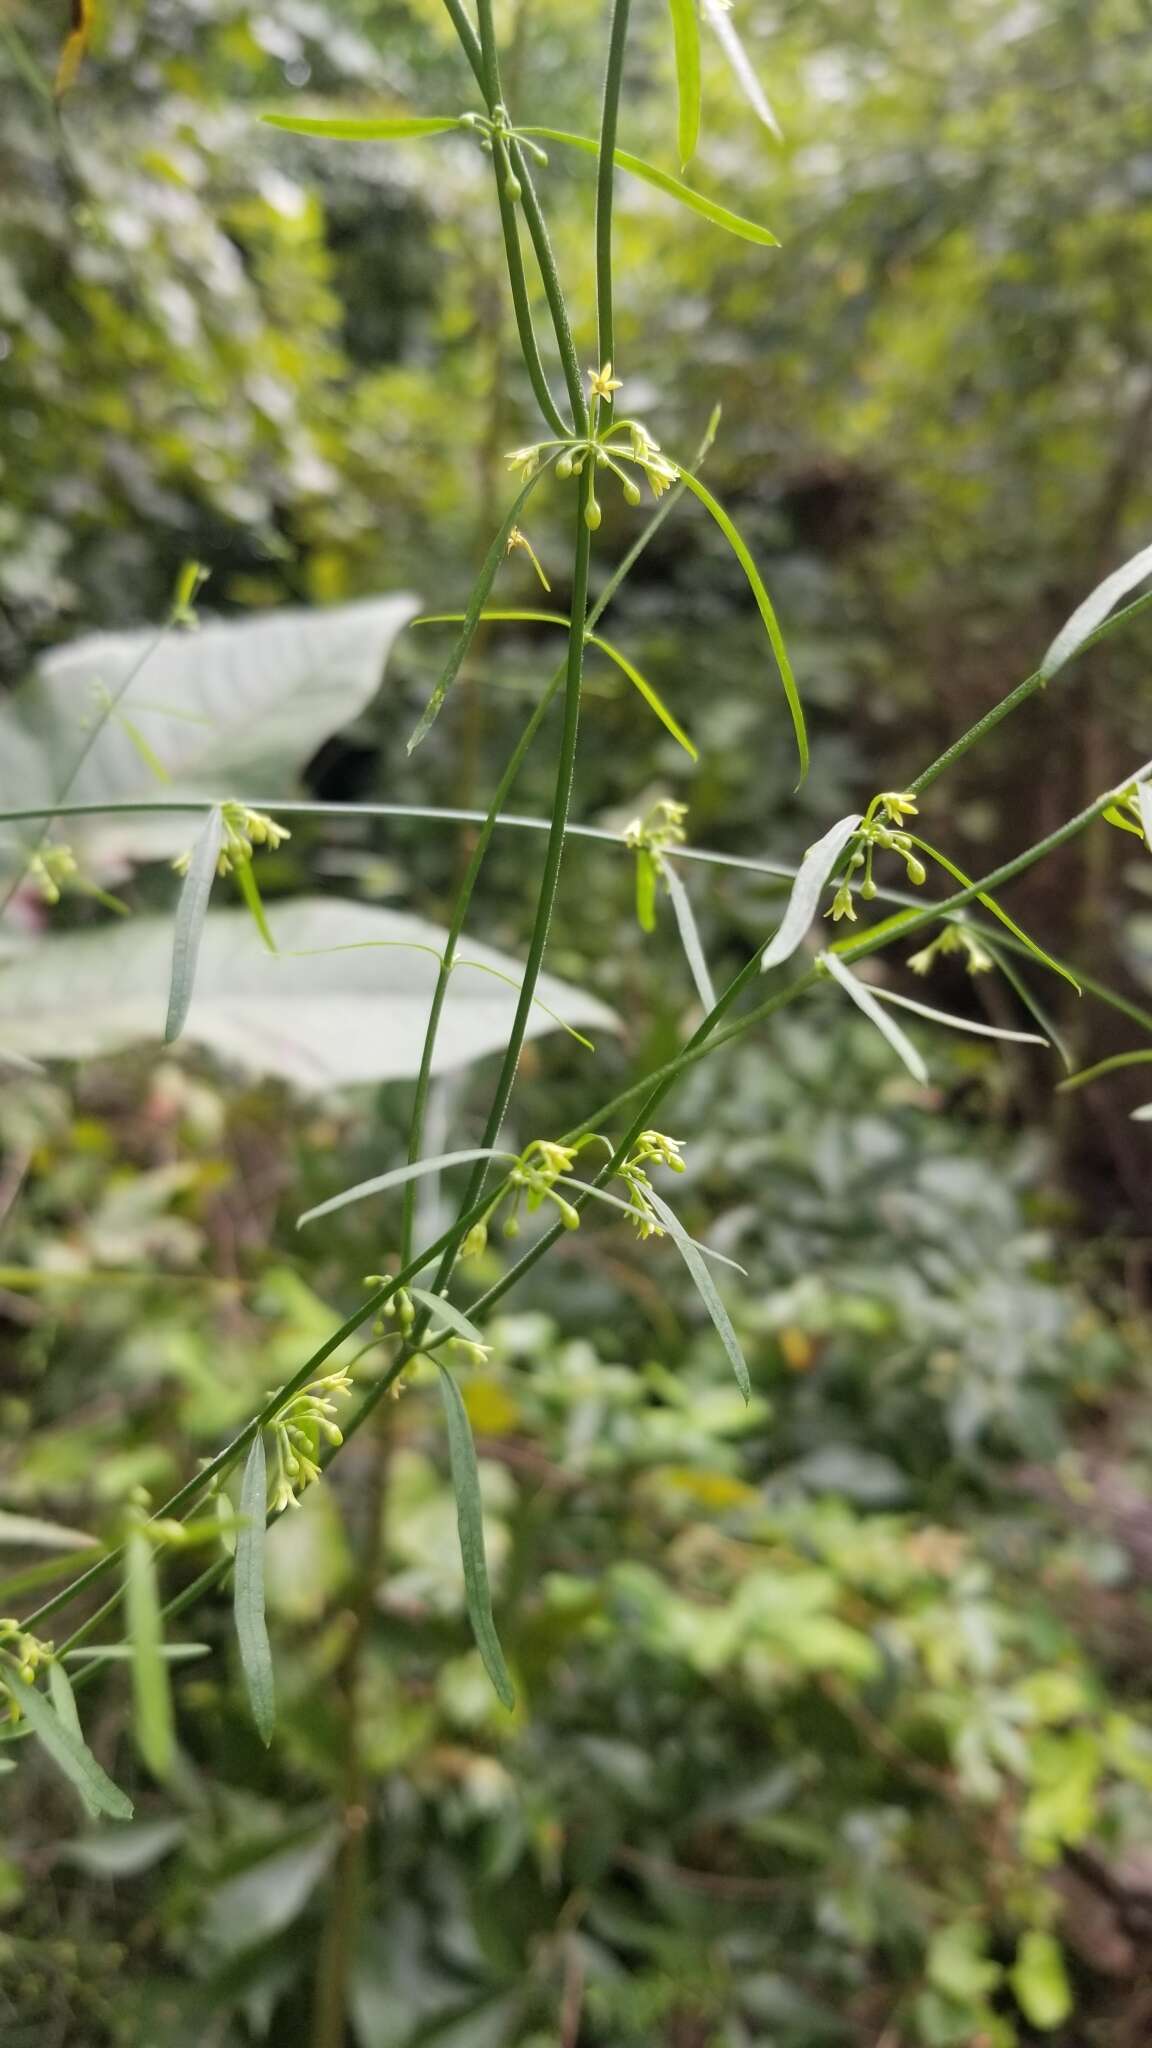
[0,898,617,1089]
[0,595,416,864]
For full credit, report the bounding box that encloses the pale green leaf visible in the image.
[820,951,929,1085]
[235,1433,275,1746]
[0,900,617,1090]
[0,1510,97,1550]
[409,1288,489,1349]
[0,1655,133,1820]
[298,1148,513,1228]
[165,805,222,1044]
[434,1361,515,1709]
[521,128,778,245]
[869,986,1047,1046]
[760,814,861,971]
[125,1529,174,1781]
[700,0,782,138]
[662,860,716,1008]
[233,855,278,955]
[1041,538,1152,681]
[47,1661,101,1819]
[645,1187,751,1400]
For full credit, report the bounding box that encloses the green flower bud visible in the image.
[556,451,573,480]
[622,477,641,506]
[504,174,522,201]
[584,494,602,531]
[906,856,927,887]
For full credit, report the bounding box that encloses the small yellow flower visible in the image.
[588,361,623,402]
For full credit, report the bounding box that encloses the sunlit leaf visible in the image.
[667,0,702,167]
[409,1288,489,1349]
[164,806,222,1045]
[0,1510,97,1550]
[1057,1047,1152,1094]
[433,1361,515,1709]
[298,1148,513,1228]
[760,815,861,971]
[0,1656,133,1820]
[125,1530,174,1781]
[522,128,778,246]
[1041,537,1152,682]
[911,838,1079,992]
[1010,1931,1072,2031]
[262,111,464,140]
[235,1434,275,1746]
[820,951,929,1085]
[233,857,278,955]
[644,1188,751,1399]
[700,0,782,138]
[677,473,807,778]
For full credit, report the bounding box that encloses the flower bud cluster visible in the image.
[268,1367,353,1514]
[828,791,926,923]
[173,804,290,881]
[0,1619,53,1719]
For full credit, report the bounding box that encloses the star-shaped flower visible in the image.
[588,361,623,401]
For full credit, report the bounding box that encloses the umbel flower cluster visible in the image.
[507,365,679,530]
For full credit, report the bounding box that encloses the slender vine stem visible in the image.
[595,0,632,396]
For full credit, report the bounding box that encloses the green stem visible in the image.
[401,422,715,1263]
[595,0,632,400]
[910,586,1152,795]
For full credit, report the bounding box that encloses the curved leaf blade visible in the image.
[126,1530,175,1781]
[165,806,222,1044]
[410,1287,489,1349]
[645,1188,750,1400]
[1,1656,133,1820]
[522,128,778,246]
[262,112,464,141]
[700,0,782,138]
[408,477,544,752]
[868,985,1046,1045]
[677,472,807,778]
[48,1661,101,1819]
[588,635,697,758]
[434,1362,515,1709]
[662,860,717,1008]
[820,951,928,1085]
[1041,538,1152,682]
[760,814,862,971]
[235,1434,275,1746]
[299,1148,513,1228]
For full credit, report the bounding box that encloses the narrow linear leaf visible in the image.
[262,111,464,140]
[410,1287,489,1349]
[976,938,1074,1073]
[115,715,172,785]
[408,477,544,752]
[0,1655,133,1820]
[636,846,658,933]
[910,837,1080,993]
[760,814,862,971]
[412,610,570,629]
[554,1175,747,1274]
[55,0,94,95]
[820,951,929,1085]
[667,0,702,167]
[700,0,783,138]
[0,1510,97,1550]
[677,471,807,778]
[64,1644,211,1664]
[165,805,223,1044]
[297,1148,513,1228]
[48,1661,101,1819]
[235,1433,275,1746]
[433,1362,515,1709]
[233,858,277,955]
[1,1049,46,1076]
[588,635,698,758]
[1138,779,1152,849]
[868,986,1047,1046]
[1057,1047,1152,1094]
[644,1187,751,1399]
[1041,538,1152,681]
[663,860,716,1008]
[521,129,778,246]
[125,1529,175,1782]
